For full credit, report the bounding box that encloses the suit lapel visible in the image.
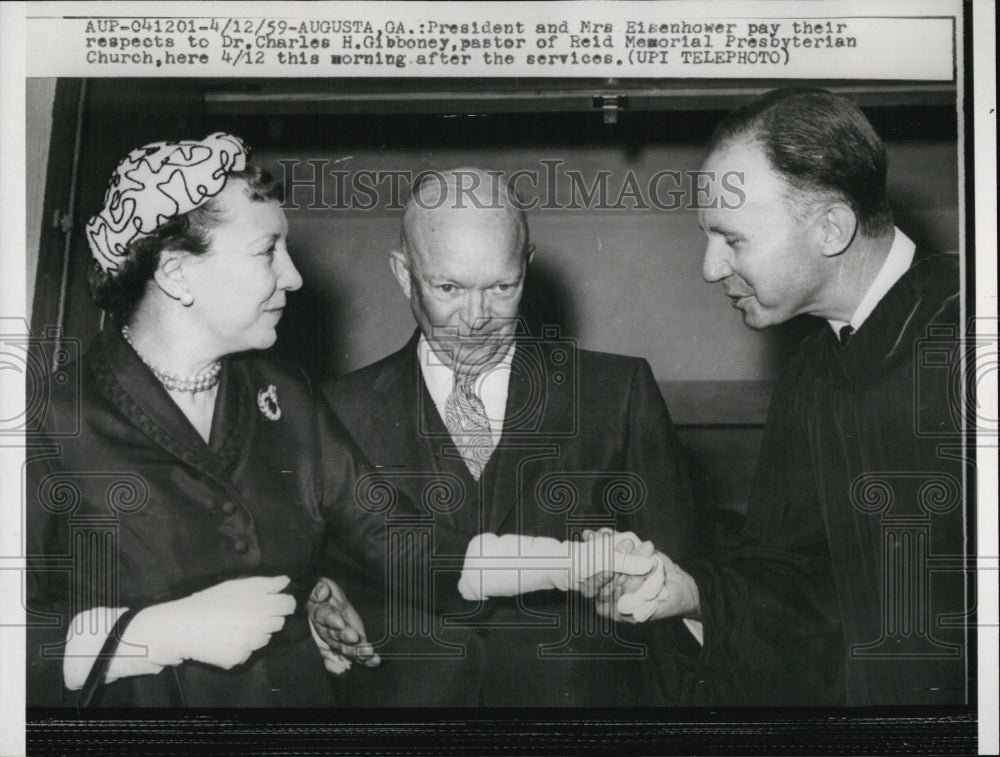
[485,340,570,534]
[370,332,425,470]
[367,336,574,533]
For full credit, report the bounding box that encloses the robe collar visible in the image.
[827,228,916,337]
[812,249,960,389]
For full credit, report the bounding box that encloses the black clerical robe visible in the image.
[680,250,968,706]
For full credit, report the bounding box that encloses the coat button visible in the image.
[232,539,249,554]
[220,501,236,515]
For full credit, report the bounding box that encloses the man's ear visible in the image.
[817,203,858,258]
[388,250,412,299]
[152,249,193,304]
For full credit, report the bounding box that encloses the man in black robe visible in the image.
[605,88,968,706]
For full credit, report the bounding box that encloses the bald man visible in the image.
[320,168,698,707]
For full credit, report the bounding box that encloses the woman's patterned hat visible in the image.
[85,132,249,275]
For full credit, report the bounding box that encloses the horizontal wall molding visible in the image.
[204,79,955,115]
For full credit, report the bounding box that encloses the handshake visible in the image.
[307,528,701,677]
[457,528,700,624]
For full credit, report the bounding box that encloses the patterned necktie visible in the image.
[444,371,494,480]
[839,324,855,345]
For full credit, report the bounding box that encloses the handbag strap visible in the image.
[76,608,138,708]
[76,607,186,708]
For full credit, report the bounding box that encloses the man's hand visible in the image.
[583,529,661,622]
[616,550,701,624]
[307,577,380,674]
[582,530,701,624]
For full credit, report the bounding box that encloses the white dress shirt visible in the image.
[828,227,916,339]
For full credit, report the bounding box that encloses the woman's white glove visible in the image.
[64,575,296,690]
[118,575,296,671]
[457,531,657,601]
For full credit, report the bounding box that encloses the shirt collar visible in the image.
[828,227,916,339]
[417,335,515,443]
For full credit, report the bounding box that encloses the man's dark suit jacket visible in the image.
[322,331,698,707]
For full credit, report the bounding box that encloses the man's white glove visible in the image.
[458,531,657,601]
[117,575,296,671]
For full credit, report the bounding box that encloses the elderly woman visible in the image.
[26,133,381,707]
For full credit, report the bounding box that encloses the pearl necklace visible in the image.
[121,325,222,393]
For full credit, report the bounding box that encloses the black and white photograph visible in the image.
[1,1,995,754]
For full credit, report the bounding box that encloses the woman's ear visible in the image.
[153,250,194,305]
[818,203,858,257]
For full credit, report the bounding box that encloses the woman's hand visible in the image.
[125,575,296,671]
[307,577,381,673]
